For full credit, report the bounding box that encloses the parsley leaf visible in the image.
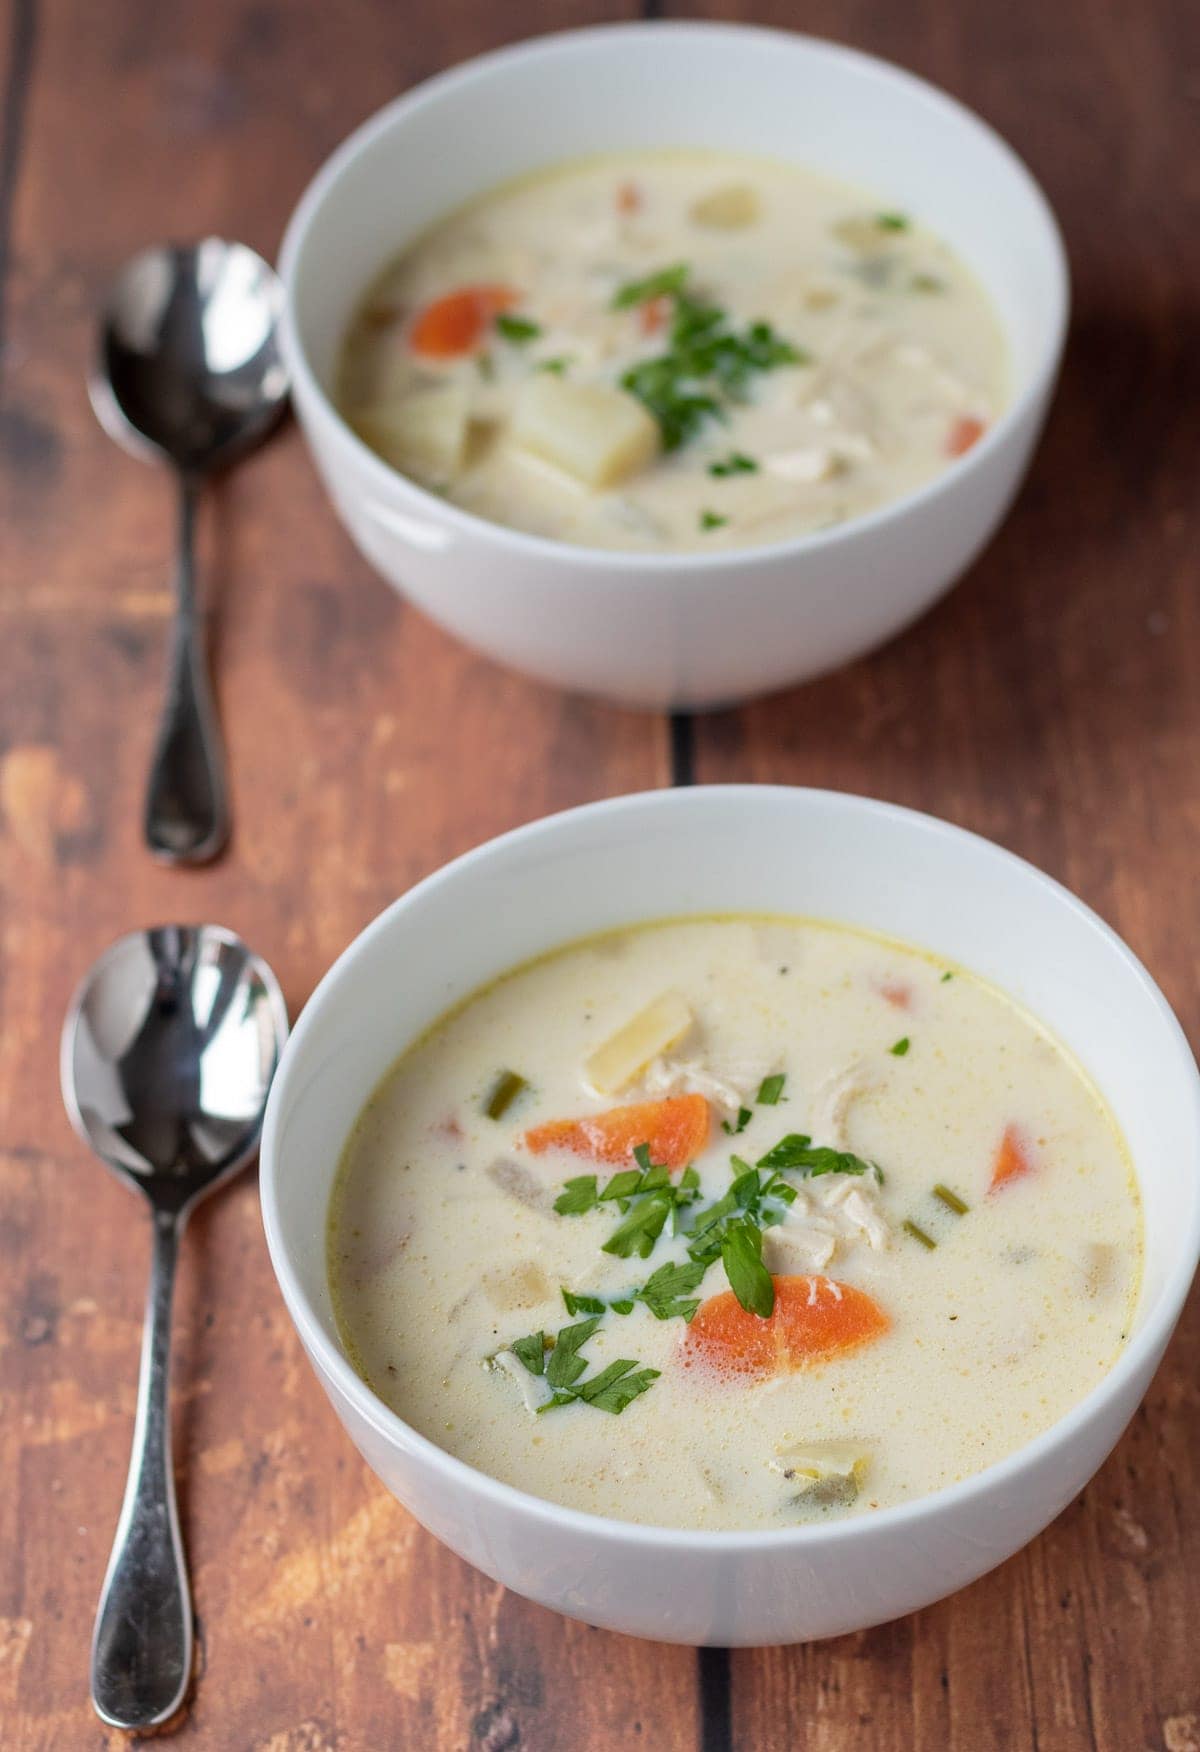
[575,1361,660,1413]
[757,1073,786,1105]
[722,1106,753,1136]
[554,1175,600,1216]
[877,212,910,231]
[634,1258,707,1322]
[721,1218,775,1317]
[537,355,570,374]
[709,452,759,477]
[561,1289,607,1316]
[602,1189,674,1259]
[495,313,541,342]
[545,1317,601,1391]
[700,510,728,531]
[756,1133,880,1180]
[510,1332,547,1376]
[612,263,690,308]
[890,1037,910,1057]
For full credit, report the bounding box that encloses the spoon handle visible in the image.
[91,1208,192,1730]
[143,473,230,864]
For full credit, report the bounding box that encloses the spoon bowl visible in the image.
[92,239,290,473]
[61,925,287,1729]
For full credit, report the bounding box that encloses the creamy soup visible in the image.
[330,919,1140,1531]
[337,152,1008,552]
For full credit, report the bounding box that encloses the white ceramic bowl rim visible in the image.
[260,786,1200,1552]
[278,21,1070,579]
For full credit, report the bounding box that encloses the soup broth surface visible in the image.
[337,152,1009,552]
[330,918,1140,1531]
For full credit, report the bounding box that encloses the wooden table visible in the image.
[2,0,1197,1745]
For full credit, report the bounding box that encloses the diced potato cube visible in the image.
[511,376,659,489]
[690,184,760,230]
[351,384,472,479]
[585,992,693,1094]
[770,1440,870,1483]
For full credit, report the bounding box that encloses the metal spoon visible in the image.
[91,241,290,864]
[61,925,289,1730]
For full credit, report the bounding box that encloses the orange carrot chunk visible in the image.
[523,1093,709,1170]
[409,284,518,358]
[685,1275,889,1379]
[616,180,642,215]
[878,980,912,1011]
[989,1123,1034,1192]
[947,415,986,457]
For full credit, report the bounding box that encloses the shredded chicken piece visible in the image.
[764,1222,838,1274]
[808,1059,874,1149]
[491,1348,545,1415]
[640,1054,765,1118]
[841,1187,889,1250]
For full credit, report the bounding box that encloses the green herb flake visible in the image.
[903,1219,937,1250]
[510,1332,547,1376]
[708,451,759,477]
[561,1289,607,1316]
[635,1258,707,1323]
[544,1317,601,1391]
[612,262,690,308]
[911,273,945,294]
[757,1073,786,1106]
[889,1038,910,1058]
[602,1190,673,1259]
[610,1298,635,1316]
[940,971,954,983]
[721,1218,774,1318]
[757,1134,879,1180]
[877,212,910,232]
[723,1106,753,1136]
[932,1184,969,1215]
[575,1362,660,1414]
[495,313,541,343]
[483,1069,528,1120]
[554,1175,600,1216]
[536,356,570,374]
[700,510,728,531]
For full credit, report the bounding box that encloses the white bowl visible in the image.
[278,24,1068,710]
[260,787,1200,1646]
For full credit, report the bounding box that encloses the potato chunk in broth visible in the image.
[337,152,1008,552]
[329,918,1141,1532]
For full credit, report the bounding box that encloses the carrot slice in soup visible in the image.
[685,1275,889,1379]
[990,1123,1034,1192]
[523,1094,708,1169]
[947,415,986,457]
[409,284,518,358]
[878,980,912,1010]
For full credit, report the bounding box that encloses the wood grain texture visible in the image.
[0,0,1196,1746]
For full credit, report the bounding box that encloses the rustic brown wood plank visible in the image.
[665,1,1200,1748]
[0,2,702,1748]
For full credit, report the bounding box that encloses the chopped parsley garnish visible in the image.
[708,451,759,477]
[720,1218,775,1318]
[536,356,570,374]
[700,510,728,531]
[611,262,690,308]
[941,971,954,983]
[482,1069,528,1119]
[757,1073,786,1105]
[509,1315,659,1415]
[495,313,541,343]
[722,1106,753,1136]
[634,1258,707,1322]
[889,1037,910,1058]
[510,1331,548,1375]
[618,271,809,450]
[877,212,910,232]
[560,1289,607,1316]
[911,273,944,294]
[756,1134,881,1181]
[554,1143,701,1259]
